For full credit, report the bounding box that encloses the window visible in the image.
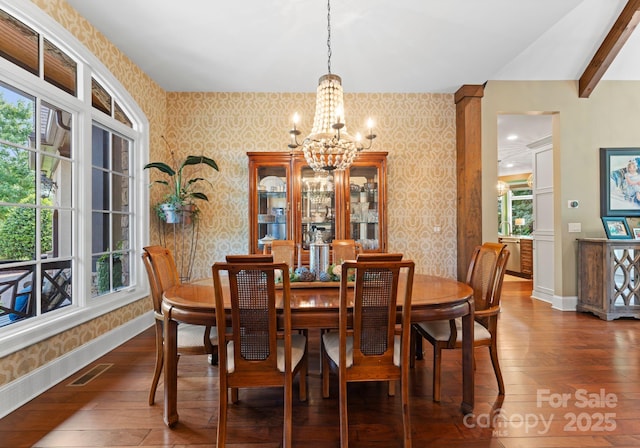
[0,3,147,348]
[0,82,74,325]
[91,125,132,296]
[498,184,533,235]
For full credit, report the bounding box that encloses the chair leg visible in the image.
[217,380,228,448]
[148,323,164,406]
[432,345,442,402]
[284,373,294,448]
[338,374,349,448]
[489,344,505,395]
[401,371,412,448]
[411,326,423,365]
[299,348,308,402]
[231,387,239,403]
[208,346,219,366]
[204,326,218,365]
[321,339,330,398]
[409,327,416,368]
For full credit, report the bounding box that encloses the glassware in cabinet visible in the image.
[347,162,382,251]
[248,153,291,254]
[299,166,335,251]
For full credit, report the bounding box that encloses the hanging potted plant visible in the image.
[144,137,219,223]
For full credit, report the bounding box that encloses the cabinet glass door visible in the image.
[348,165,380,250]
[300,168,335,250]
[256,166,288,252]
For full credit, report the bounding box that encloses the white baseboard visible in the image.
[552,295,577,311]
[531,290,578,312]
[531,288,553,303]
[0,311,153,419]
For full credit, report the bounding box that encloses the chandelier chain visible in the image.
[327,0,331,74]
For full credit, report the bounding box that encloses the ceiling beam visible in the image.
[578,0,640,98]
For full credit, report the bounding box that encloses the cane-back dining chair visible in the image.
[321,254,415,448]
[412,242,509,402]
[212,255,308,448]
[142,245,217,406]
[331,239,363,264]
[267,240,297,269]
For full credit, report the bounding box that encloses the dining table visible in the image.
[161,273,475,427]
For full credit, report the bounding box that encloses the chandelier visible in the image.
[288,0,376,172]
[496,180,510,197]
[526,173,534,188]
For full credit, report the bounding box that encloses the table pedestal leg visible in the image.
[164,315,179,427]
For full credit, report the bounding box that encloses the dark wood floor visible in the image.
[1,277,639,447]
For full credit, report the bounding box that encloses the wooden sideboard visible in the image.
[577,238,640,320]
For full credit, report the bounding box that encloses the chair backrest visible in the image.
[356,253,403,262]
[340,256,415,374]
[226,254,274,263]
[268,240,296,269]
[332,239,362,264]
[212,259,292,377]
[142,246,181,313]
[466,242,510,312]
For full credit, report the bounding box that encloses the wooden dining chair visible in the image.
[212,256,308,448]
[331,239,363,264]
[412,242,509,402]
[267,240,296,268]
[142,245,217,406]
[321,254,415,448]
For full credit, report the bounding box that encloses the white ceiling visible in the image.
[497,114,552,177]
[65,0,640,174]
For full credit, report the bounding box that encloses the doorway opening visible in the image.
[497,113,554,296]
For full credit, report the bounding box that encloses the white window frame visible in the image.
[0,0,150,357]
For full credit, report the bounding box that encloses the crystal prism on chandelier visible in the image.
[288,0,376,172]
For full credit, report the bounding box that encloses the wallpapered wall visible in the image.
[0,0,457,388]
[161,92,458,280]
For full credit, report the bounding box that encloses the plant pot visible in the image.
[180,203,197,225]
[160,203,181,223]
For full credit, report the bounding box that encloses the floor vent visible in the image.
[68,363,113,386]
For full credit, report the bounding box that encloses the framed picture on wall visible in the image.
[600,147,640,217]
[601,216,632,239]
[634,228,640,240]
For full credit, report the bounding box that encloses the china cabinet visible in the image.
[248,151,387,260]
